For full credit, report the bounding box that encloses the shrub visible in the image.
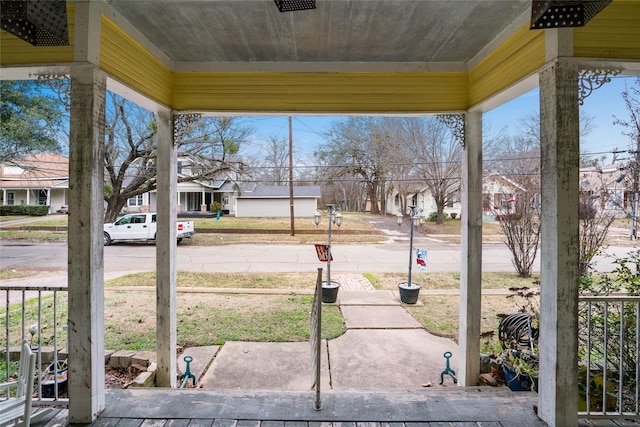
[579,202,596,220]
[0,205,49,216]
[495,213,522,221]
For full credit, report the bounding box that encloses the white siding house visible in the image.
[386,182,462,219]
[482,173,526,216]
[579,163,632,218]
[235,185,321,218]
[0,153,69,214]
[386,174,529,221]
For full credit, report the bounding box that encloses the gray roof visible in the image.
[237,185,321,199]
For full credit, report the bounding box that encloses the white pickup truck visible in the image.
[103,213,195,246]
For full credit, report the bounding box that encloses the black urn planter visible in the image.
[398,282,421,304]
[322,281,340,303]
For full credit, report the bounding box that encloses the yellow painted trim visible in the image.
[3,2,634,114]
[100,16,172,106]
[575,0,640,60]
[470,24,545,107]
[172,72,468,113]
[0,3,74,65]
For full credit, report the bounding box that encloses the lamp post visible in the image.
[314,204,343,302]
[397,205,424,304]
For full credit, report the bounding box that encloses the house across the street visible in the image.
[1,154,322,218]
[0,153,69,214]
[385,173,526,221]
[235,185,321,218]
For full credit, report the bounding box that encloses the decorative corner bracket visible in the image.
[173,113,202,144]
[37,74,71,111]
[437,114,466,148]
[578,69,620,105]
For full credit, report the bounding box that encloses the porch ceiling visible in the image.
[104,0,531,70]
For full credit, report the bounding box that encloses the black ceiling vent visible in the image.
[0,0,69,46]
[274,0,316,13]
[530,0,611,29]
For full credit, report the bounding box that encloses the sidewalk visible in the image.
[0,214,67,227]
[177,274,460,392]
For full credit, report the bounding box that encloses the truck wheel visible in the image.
[177,238,183,244]
[103,232,112,246]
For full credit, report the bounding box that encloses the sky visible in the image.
[239,75,637,165]
[484,75,636,162]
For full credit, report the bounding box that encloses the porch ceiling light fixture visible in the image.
[0,0,69,46]
[530,0,611,29]
[274,0,316,13]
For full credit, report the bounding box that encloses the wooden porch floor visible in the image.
[33,388,640,427]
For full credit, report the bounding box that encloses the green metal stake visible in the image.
[179,356,196,388]
[439,351,457,385]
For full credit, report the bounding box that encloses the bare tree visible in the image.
[579,190,614,276]
[613,77,640,238]
[316,117,395,214]
[498,191,540,278]
[383,119,415,216]
[244,135,297,185]
[103,93,252,222]
[486,131,542,278]
[614,77,640,144]
[406,117,462,224]
[487,108,601,277]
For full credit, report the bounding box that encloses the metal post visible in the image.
[408,205,415,287]
[314,268,322,410]
[326,204,334,287]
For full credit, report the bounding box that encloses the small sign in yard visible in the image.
[314,244,332,262]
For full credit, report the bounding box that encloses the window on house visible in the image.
[500,194,513,209]
[446,199,454,208]
[624,192,629,209]
[187,193,201,210]
[605,190,623,210]
[223,194,229,206]
[7,192,15,205]
[128,194,144,207]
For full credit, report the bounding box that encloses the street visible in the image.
[1,238,635,277]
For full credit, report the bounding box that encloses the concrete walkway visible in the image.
[179,277,459,392]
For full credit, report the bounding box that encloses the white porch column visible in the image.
[458,111,483,386]
[67,64,106,423]
[156,109,177,387]
[538,33,580,425]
